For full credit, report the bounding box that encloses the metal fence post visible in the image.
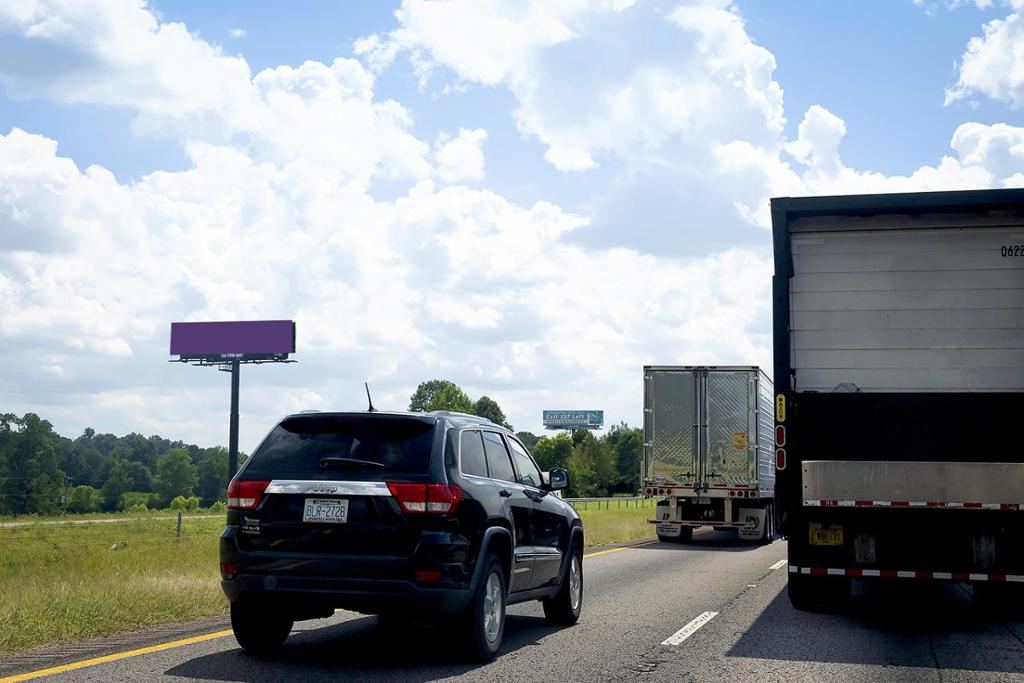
[176,512,182,540]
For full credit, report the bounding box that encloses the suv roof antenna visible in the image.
[365,382,377,412]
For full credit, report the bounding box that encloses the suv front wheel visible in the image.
[543,547,583,625]
[463,554,507,662]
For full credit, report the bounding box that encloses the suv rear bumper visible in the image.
[220,528,476,618]
[221,574,473,617]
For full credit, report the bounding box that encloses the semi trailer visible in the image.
[772,188,1024,609]
[643,366,776,544]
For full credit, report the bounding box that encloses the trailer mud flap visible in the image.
[657,522,682,538]
[655,501,681,537]
[737,507,765,540]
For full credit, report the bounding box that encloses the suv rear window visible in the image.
[245,415,435,476]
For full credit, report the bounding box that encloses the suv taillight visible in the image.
[387,483,462,514]
[227,479,270,510]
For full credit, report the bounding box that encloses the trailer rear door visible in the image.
[645,369,699,487]
[704,370,757,488]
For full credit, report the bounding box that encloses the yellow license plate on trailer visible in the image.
[809,523,843,546]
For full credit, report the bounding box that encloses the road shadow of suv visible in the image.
[729,580,1024,674]
[165,613,561,681]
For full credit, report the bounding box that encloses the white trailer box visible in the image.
[643,366,775,542]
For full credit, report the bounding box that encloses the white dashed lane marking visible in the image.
[769,559,787,571]
[661,611,719,646]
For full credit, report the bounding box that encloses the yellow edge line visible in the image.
[583,539,660,558]
[6,536,674,681]
[0,630,234,683]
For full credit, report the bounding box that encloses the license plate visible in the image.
[302,498,348,524]
[809,523,843,546]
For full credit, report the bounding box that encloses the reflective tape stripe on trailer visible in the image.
[804,500,1022,510]
[649,520,751,527]
[788,566,1024,582]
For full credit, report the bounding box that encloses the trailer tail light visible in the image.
[387,483,462,514]
[227,480,270,510]
[776,425,786,446]
[776,448,786,470]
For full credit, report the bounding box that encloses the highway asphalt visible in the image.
[3,531,1024,682]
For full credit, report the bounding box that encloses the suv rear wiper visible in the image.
[319,457,386,471]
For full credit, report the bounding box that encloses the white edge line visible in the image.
[769,559,787,571]
[661,611,719,646]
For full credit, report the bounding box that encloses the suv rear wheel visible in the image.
[463,554,507,662]
[543,546,583,625]
[231,598,293,655]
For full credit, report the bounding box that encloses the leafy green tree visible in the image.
[473,396,512,429]
[124,461,154,492]
[409,380,458,412]
[156,448,198,506]
[101,462,132,512]
[605,422,643,492]
[1,414,63,515]
[67,485,99,513]
[532,433,574,471]
[91,433,118,455]
[516,431,540,449]
[424,383,474,413]
[196,449,229,505]
[565,447,596,497]
[122,432,158,470]
[572,432,616,496]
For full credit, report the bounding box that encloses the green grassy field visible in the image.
[0,501,655,656]
[0,515,226,656]
[575,499,656,547]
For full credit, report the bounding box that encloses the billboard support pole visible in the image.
[228,358,240,476]
[170,320,297,480]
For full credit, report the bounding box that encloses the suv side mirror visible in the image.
[547,468,569,491]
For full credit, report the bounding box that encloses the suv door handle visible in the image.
[499,489,512,498]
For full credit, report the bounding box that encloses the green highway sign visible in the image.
[542,410,604,430]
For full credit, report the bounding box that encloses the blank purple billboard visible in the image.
[170,320,295,358]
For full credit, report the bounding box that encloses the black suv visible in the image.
[220,410,584,661]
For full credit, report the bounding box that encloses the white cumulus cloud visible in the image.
[434,128,488,183]
[946,1,1024,107]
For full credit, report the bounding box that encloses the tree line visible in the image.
[408,380,642,498]
[1,382,643,515]
[0,412,238,516]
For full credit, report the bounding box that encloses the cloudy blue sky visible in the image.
[0,0,1022,451]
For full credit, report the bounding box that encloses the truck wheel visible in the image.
[231,598,293,655]
[543,547,583,625]
[462,554,507,662]
[788,573,849,611]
